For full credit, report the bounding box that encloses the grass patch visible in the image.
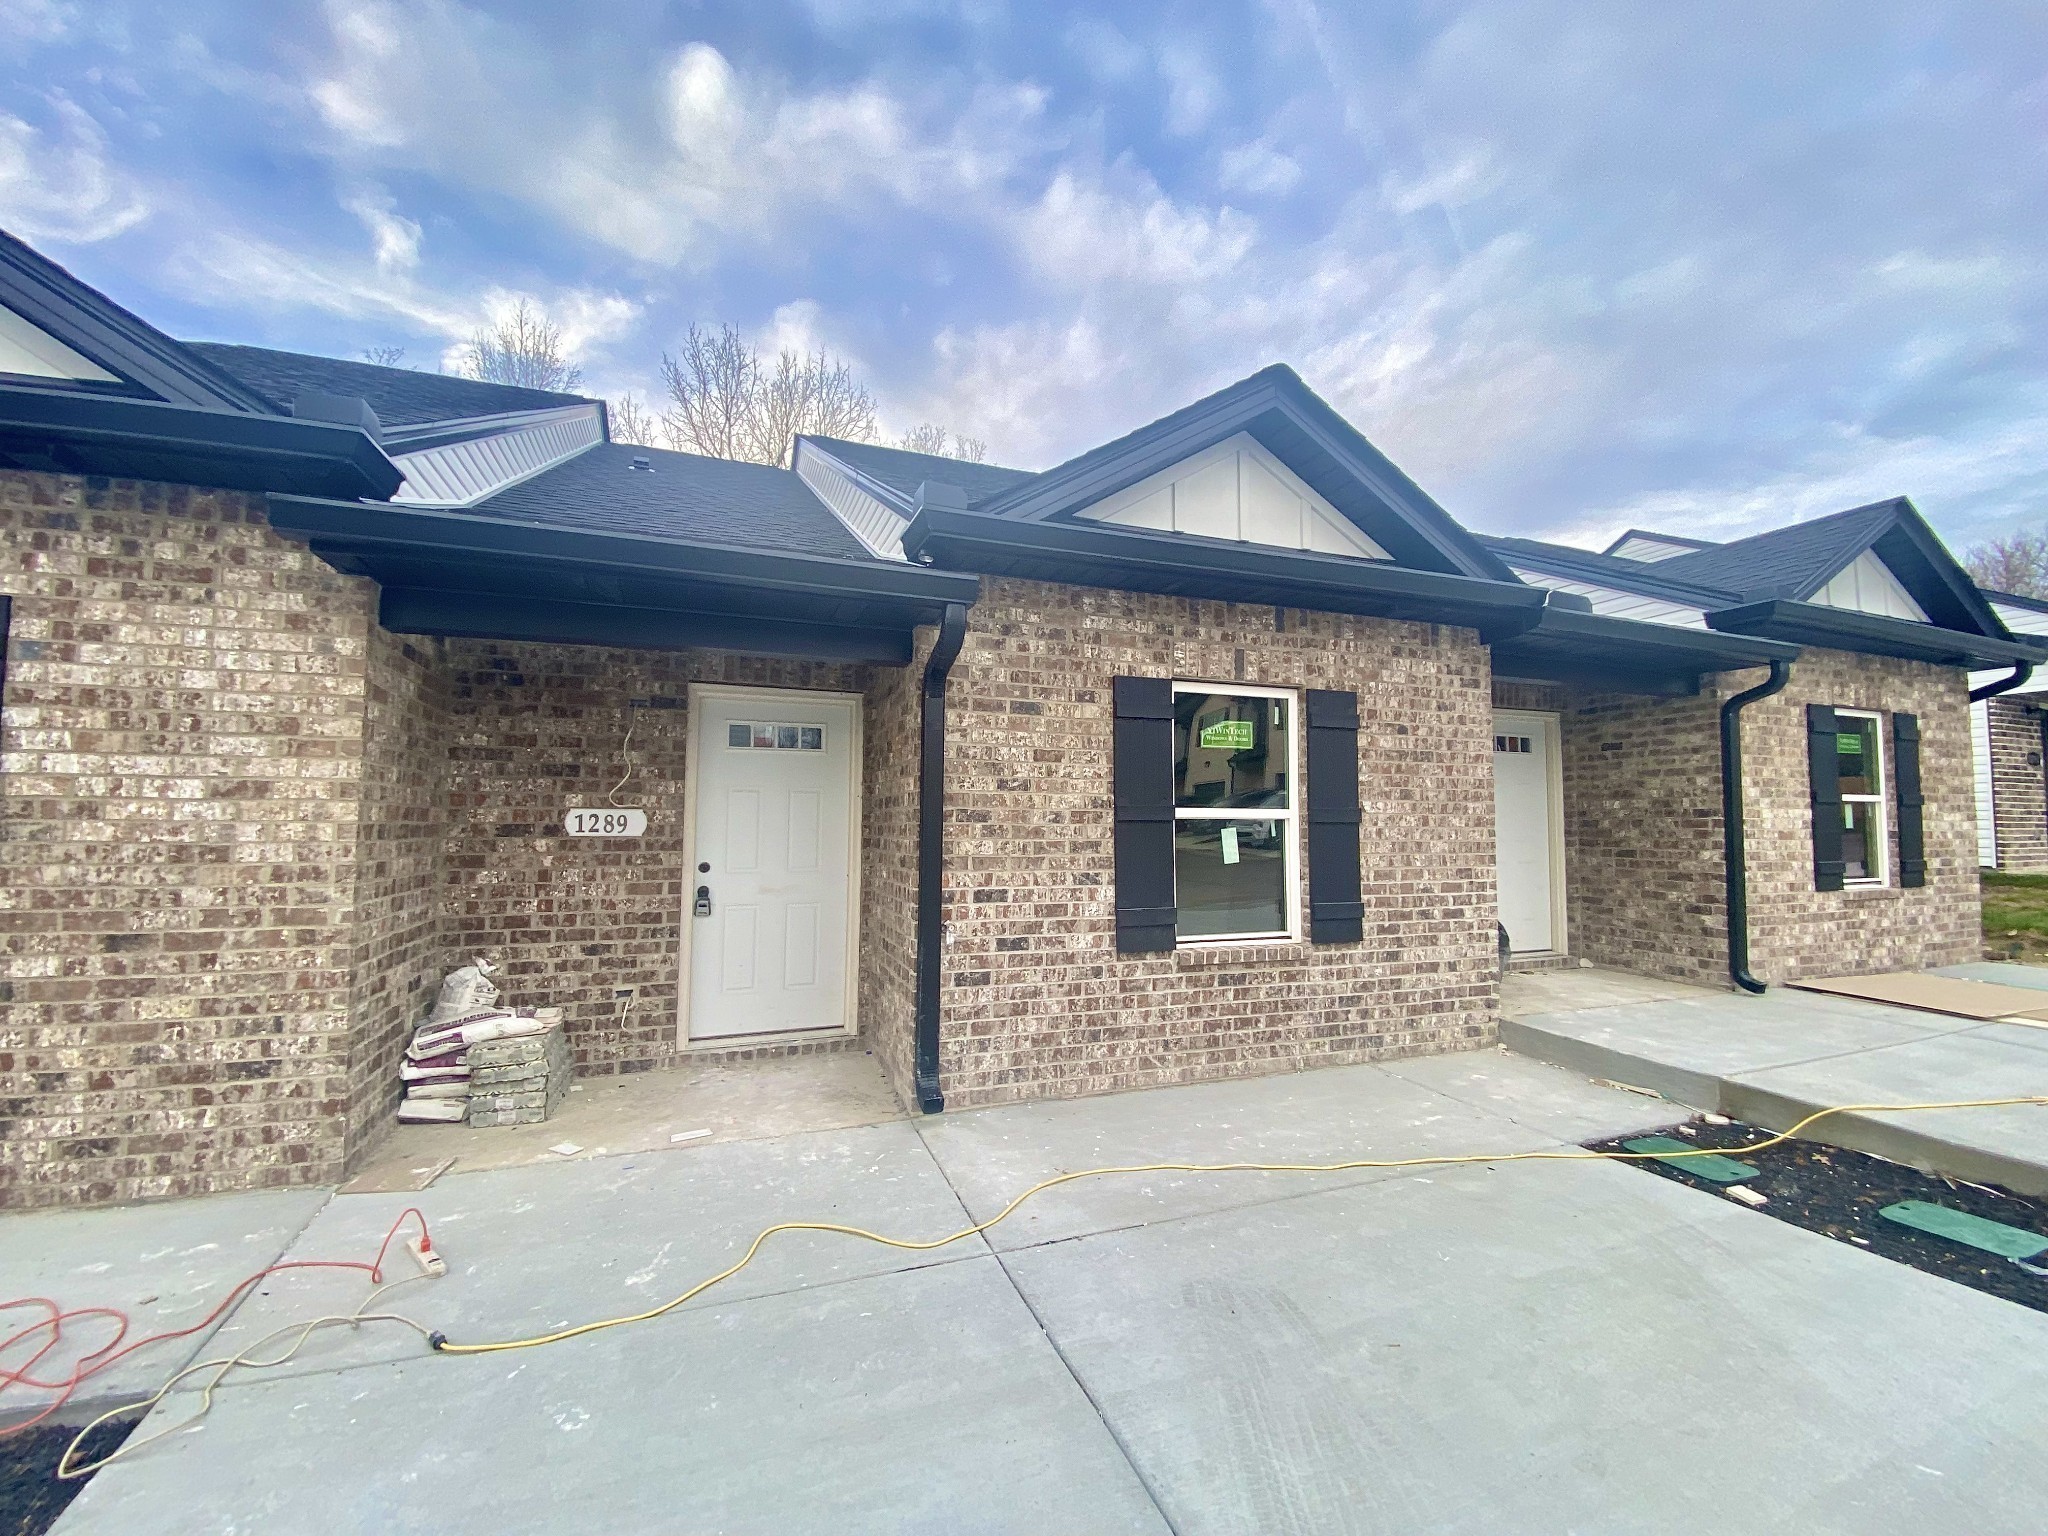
[1982,870,2048,959]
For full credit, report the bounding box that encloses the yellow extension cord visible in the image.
[428,1093,2048,1358]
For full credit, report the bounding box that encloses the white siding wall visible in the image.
[1972,699,1998,867]
[1606,534,1701,562]
[1811,549,1930,621]
[1077,433,1391,559]
[1505,566,1708,628]
[0,305,119,381]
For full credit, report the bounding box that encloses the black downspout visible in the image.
[914,603,969,1113]
[1722,660,1791,994]
[1970,662,2034,703]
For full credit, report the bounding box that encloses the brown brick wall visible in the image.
[858,631,929,1107]
[935,578,1498,1108]
[342,626,451,1167]
[1491,679,1566,713]
[1741,650,1980,981]
[1985,695,2048,871]
[0,472,371,1209]
[1561,687,1730,985]
[438,641,872,1078]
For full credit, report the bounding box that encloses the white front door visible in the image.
[686,688,859,1040]
[1493,710,1563,954]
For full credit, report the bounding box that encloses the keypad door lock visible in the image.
[693,885,713,917]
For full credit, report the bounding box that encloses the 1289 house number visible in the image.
[563,808,648,838]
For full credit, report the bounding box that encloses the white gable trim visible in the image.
[389,405,604,507]
[1811,548,1929,622]
[1074,433,1391,560]
[0,303,120,383]
[793,439,910,561]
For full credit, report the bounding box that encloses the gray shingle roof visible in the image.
[1651,500,1905,600]
[802,435,1037,506]
[470,441,873,561]
[183,342,595,428]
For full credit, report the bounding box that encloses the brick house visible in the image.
[1967,589,2048,872]
[3,229,2040,1209]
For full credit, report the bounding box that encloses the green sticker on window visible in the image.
[1837,732,1864,754]
[1199,719,1256,751]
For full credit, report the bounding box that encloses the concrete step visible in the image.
[1505,952,1579,974]
[1500,1015,2048,1200]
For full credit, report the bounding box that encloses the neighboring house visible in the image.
[1,227,2040,1210]
[1968,589,2048,871]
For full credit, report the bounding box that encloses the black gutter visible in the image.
[269,494,981,613]
[0,387,401,500]
[914,602,969,1113]
[1970,663,2035,703]
[1708,599,2048,669]
[903,506,1546,639]
[1721,660,1792,993]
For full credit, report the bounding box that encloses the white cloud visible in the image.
[1379,148,1503,216]
[302,2,1049,265]
[1017,168,1256,290]
[0,96,148,243]
[341,186,420,274]
[1158,43,1219,138]
[0,0,77,51]
[1218,140,1303,196]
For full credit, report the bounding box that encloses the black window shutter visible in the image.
[1807,704,1845,892]
[1305,688,1364,944]
[1112,676,1176,953]
[1893,712,1925,888]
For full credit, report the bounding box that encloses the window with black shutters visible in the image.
[1170,683,1297,942]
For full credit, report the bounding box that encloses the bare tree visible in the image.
[1963,531,2048,599]
[607,394,659,448]
[461,299,583,392]
[660,325,758,460]
[361,345,408,367]
[657,324,878,466]
[899,423,988,463]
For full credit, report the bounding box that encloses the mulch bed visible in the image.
[1,1418,136,1536]
[1587,1118,2048,1314]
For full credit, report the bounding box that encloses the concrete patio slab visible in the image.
[1376,1049,1684,1143]
[342,1049,906,1193]
[912,1057,1672,1253]
[52,1257,1174,1536]
[1933,960,2048,992]
[186,1119,988,1391]
[0,1188,330,1424]
[1000,1156,2048,1536]
[1501,965,1718,1017]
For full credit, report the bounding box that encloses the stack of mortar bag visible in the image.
[396,959,564,1124]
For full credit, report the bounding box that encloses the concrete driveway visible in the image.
[25,1049,2048,1535]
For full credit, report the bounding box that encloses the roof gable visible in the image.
[971,365,1514,581]
[1810,547,1928,622]
[1656,497,2002,635]
[0,229,276,411]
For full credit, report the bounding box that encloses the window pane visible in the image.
[1835,716,1879,796]
[1843,800,1879,881]
[1174,692,1290,810]
[1174,820,1288,939]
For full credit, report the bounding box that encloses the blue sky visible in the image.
[2,1,2043,552]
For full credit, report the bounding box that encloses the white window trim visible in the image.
[1837,707,1890,886]
[1171,680,1302,945]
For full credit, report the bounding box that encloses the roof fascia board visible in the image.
[901,505,1542,636]
[971,370,1510,581]
[0,386,401,498]
[267,493,982,608]
[0,234,275,412]
[1526,605,1800,664]
[1707,599,2048,667]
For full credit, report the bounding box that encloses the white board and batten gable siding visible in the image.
[0,304,120,383]
[1606,534,1702,563]
[1810,548,1929,622]
[1074,434,1392,561]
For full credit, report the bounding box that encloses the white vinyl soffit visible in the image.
[1505,566,1707,629]
[1074,433,1391,560]
[0,304,120,382]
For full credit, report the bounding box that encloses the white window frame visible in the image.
[1171,681,1301,945]
[1836,707,1890,886]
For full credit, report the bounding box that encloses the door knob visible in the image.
[693,885,713,917]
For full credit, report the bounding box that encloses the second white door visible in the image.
[687,688,858,1040]
[1493,710,1563,954]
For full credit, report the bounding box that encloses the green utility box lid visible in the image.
[1622,1136,1760,1184]
[1877,1201,2048,1260]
